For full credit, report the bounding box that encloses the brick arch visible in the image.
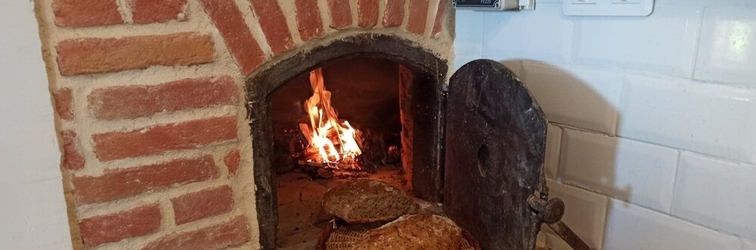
[200,0,450,76]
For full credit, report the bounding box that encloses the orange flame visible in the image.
[301,68,362,165]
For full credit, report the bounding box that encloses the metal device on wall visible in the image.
[453,0,536,11]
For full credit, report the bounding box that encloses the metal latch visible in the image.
[528,188,591,250]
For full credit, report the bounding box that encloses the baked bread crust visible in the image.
[322,179,419,223]
[349,214,465,250]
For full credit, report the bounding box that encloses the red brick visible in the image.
[327,0,352,29]
[249,0,293,55]
[53,88,74,120]
[294,0,324,41]
[52,0,123,27]
[92,116,238,161]
[383,0,405,27]
[72,156,218,204]
[407,0,429,35]
[89,76,238,120]
[201,0,267,75]
[224,150,241,176]
[431,1,447,37]
[56,33,215,76]
[357,0,378,28]
[172,186,234,225]
[130,0,187,24]
[60,130,85,170]
[141,216,251,250]
[79,205,161,248]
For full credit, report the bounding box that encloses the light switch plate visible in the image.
[563,0,654,16]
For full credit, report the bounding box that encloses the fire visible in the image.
[299,68,362,166]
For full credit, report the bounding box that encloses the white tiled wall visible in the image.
[603,199,741,250]
[672,153,756,240]
[560,129,678,213]
[744,239,756,250]
[694,7,756,86]
[455,0,756,249]
[522,62,623,134]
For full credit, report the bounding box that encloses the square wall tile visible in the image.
[536,230,547,249]
[544,124,562,179]
[522,62,622,134]
[546,179,608,249]
[618,74,756,164]
[544,231,573,250]
[694,7,756,86]
[539,224,575,250]
[672,152,756,239]
[482,3,573,64]
[454,10,484,56]
[603,199,741,250]
[572,1,702,78]
[744,239,756,250]
[560,129,678,212]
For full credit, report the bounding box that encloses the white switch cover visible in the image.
[563,0,653,16]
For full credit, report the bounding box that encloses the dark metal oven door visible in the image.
[444,59,548,250]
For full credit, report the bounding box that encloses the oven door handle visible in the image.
[528,194,591,250]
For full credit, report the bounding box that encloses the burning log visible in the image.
[293,160,334,179]
[298,68,363,164]
[273,125,307,174]
[298,123,313,146]
[317,168,334,179]
[274,67,403,175]
[358,130,401,168]
[296,160,360,171]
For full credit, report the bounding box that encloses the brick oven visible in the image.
[35,0,572,249]
[36,0,452,249]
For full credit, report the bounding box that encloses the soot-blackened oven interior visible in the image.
[247,34,562,250]
[269,57,442,249]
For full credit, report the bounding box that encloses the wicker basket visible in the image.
[317,219,481,250]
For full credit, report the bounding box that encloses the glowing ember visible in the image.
[299,68,362,167]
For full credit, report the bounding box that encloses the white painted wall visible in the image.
[455,0,756,249]
[0,1,73,249]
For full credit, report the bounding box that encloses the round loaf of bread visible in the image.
[322,179,418,223]
[349,214,466,250]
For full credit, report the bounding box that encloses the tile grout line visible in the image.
[689,6,707,80]
[668,149,684,214]
[552,124,564,181]
[612,73,627,136]
[556,122,756,167]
